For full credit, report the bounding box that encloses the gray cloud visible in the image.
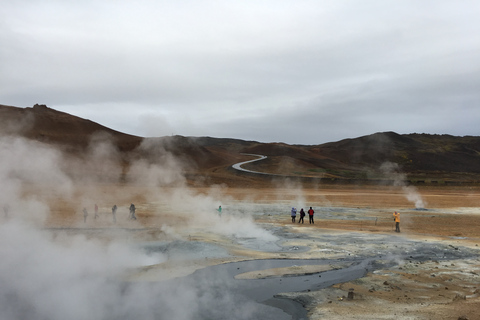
[1,0,480,144]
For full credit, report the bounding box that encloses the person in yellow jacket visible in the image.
[393,211,400,232]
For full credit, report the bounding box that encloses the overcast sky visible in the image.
[1,1,480,144]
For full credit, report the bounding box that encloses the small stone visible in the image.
[453,294,466,301]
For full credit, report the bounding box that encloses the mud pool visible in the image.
[136,222,479,320]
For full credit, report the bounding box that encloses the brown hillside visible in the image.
[2,104,480,185]
[0,104,143,153]
[0,104,244,180]
[310,132,480,181]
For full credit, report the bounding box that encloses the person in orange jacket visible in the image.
[393,211,400,232]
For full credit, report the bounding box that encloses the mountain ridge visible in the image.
[2,104,479,184]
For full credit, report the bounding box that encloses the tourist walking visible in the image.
[291,207,297,223]
[393,211,400,232]
[94,204,99,219]
[298,208,305,224]
[112,204,117,223]
[129,203,137,220]
[308,207,314,224]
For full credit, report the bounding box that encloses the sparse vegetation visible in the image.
[2,104,480,185]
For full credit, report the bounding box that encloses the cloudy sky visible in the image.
[1,1,480,144]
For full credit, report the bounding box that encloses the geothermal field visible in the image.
[1,134,480,320]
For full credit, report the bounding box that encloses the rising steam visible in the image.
[380,161,426,208]
[0,132,280,319]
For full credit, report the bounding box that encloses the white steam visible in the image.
[127,138,186,186]
[0,137,73,225]
[0,133,281,319]
[0,221,166,320]
[380,162,426,208]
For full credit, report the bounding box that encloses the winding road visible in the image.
[231,153,269,175]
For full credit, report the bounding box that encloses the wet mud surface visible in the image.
[35,185,480,319]
[129,219,479,320]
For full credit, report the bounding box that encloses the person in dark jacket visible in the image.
[112,204,117,223]
[129,203,137,220]
[298,208,305,224]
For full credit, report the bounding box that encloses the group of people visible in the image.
[290,207,401,232]
[290,207,315,224]
[82,203,136,223]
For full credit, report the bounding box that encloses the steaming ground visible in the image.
[2,189,480,319]
[1,136,480,319]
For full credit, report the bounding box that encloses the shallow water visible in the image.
[139,224,479,320]
[140,240,231,261]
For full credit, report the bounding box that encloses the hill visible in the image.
[194,133,480,184]
[1,104,480,185]
[0,103,143,153]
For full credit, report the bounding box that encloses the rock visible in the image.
[457,316,469,320]
[347,288,354,300]
[453,294,466,301]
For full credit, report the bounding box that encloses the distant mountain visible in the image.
[314,132,480,174]
[0,104,244,177]
[0,103,143,153]
[2,104,479,184]
[195,133,480,184]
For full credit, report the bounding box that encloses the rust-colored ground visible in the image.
[249,185,480,320]
[40,183,480,319]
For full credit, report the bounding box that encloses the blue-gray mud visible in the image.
[132,228,478,320]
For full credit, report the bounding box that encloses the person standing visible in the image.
[291,207,297,223]
[94,204,99,219]
[298,208,305,224]
[129,203,137,220]
[112,204,117,223]
[393,211,400,232]
[308,207,314,224]
[83,208,88,223]
[217,205,222,217]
